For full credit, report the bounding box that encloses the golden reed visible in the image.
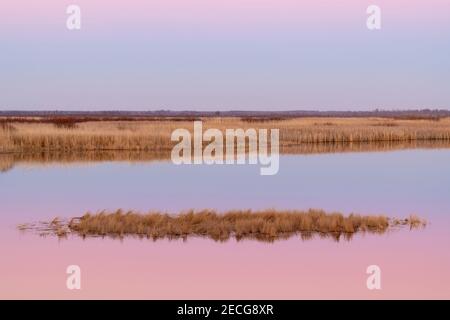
[18,209,426,243]
[2,117,450,153]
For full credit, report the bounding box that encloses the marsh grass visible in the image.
[19,209,427,243]
[392,214,427,230]
[1,117,450,154]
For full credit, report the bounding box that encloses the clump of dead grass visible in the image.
[19,209,427,243]
[392,214,427,230]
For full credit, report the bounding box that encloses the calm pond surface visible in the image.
[1,149,450,298]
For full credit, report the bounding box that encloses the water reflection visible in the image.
[2,140,450,173]
[1,149,449,298]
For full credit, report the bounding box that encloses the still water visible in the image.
[1,149,449,298]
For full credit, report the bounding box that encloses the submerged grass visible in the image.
[19,209,427,243]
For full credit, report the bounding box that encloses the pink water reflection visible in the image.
[1,151,450,299]
[1,225,449,299]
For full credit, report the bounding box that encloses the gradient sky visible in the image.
[1,0,449,111]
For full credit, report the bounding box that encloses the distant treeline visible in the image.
[1,109,449,120]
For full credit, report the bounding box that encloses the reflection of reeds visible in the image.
[1,117,450,154]
[19,209,427,243]
[1,139,450,173]
[280,140,450,155]
[0,150,171,172]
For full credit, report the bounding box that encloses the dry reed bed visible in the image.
[1,117,450,153]
[19,209,426,242]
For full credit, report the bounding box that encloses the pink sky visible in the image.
[1,1,449,111]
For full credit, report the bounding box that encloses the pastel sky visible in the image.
[1,0,449,111]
